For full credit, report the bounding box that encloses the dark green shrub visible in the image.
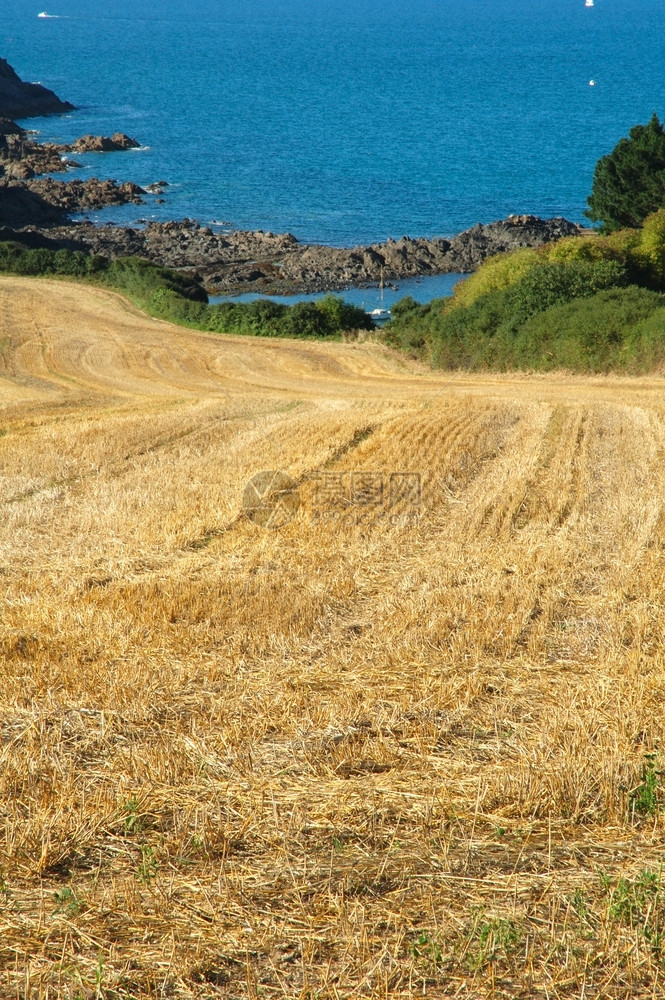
[385,296,429,353]
[244,298,289,334]
[316,295,373,332]
[279,301,334,338]
[52,248,95,276]
[206,301,244,333]
[506,258,629,327]
[388,273,665,373]
[428,289,514,369]
[512,287,665,371]
[391,295,420,319]
[204,296,371,339]
[0,242,106,280]
[12,248,58,276]
[106,256,208,303]
[586,113,665,231]
[148,288,208,324]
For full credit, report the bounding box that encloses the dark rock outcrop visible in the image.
[0,185,67,227]
[262,215,585,293]
[0,118,25,136]
[0,178,146,227]
[38,220,299,271]
[0,125,143,183]
[0,117,148,226]
[23,177,145,214]
[0,58,74,118]
[25,215,585,294]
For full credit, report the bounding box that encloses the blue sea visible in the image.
[3,0,665,250]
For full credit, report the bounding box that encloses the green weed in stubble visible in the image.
[136,843,158,884]
[122,795,148,835]
[188,834,205,854]
[628,752,662,820]
[567,888,596,940]
[601,867,665,957]
[463,910,523,970]
[95,950,104,996]
[569,888,590,922]
[53,886,86,917]
[411,931,444,970]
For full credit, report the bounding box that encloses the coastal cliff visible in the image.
[0,58,74,118]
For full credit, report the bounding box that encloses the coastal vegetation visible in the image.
[387,210,665,372]
[5,207,665,375]
[5,115,665,371]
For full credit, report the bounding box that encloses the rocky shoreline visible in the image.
[35,214,584,295]
[0,59,587,296]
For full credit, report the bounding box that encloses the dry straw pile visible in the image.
[2,277,665,998]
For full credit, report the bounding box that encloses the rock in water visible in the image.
[0,57,74,118]
[71,133,140,153]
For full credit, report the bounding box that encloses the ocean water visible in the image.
[3,0,665,247]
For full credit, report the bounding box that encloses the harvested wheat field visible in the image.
[3,276,665,999]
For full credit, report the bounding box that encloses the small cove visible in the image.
[210,272,467,310]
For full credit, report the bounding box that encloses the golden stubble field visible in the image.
[2,276,665,999]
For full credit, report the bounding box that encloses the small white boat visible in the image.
[585,0,594,6]
[37,11,51,17]
[370,307,392,322]
[370,268,392,323]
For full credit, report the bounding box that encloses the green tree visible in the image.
[315,294,373,332]
[280,301,333,338]
[586,113,665,231]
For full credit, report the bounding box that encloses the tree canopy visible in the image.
[585,113,665,231]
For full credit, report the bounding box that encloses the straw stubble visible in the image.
[1,277,665,998]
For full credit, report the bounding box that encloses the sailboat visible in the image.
[370,268,392,322]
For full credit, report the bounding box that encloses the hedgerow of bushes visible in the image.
[387,210,665,373]
[0,242,373,339]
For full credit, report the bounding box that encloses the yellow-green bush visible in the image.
[450,247,538,308]
[541,233,613,264]
[639,209,665,287]
[448,211,665,313]
[604,226,643,260]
